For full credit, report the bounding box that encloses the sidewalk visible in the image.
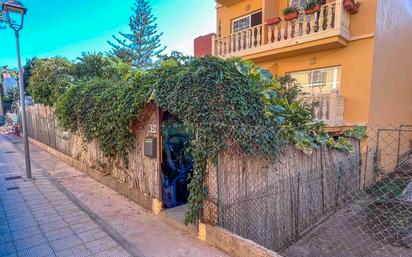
[0,134,228,257]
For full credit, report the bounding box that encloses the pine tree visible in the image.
[108,0,166,68]
[0,10,7,30]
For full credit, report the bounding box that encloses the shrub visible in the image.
[73,52,133,81]
[55,75,151,163]
[29,58,74,106]
[73,52,113,80]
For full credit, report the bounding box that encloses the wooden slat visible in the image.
[208,142,361,251]
[27,105,161,199]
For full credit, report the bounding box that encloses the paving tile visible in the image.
[5,207,31,216]
[0,241,16,256]
[99,237,118,251]
[0,136,133,257]
[10,228,28,240]
[58,210,84,219]
[0,225,10,236]
[14,234,47,252]
[54,197,76,205]
[44,227,75,241]
[27,204,51,211]
[84,239,106,255]
[54,249,73,257]
[0,232,13,244]
[70,221,99,234]
[63,214,90,226]
[36,215,63,225]
[6,212,34,222]
[24,196,47,203]
[1,200,25,207]
[8,224,29,233]
[56,205,80,214]
[15,246,36,257]
[58,210,83,219]
[50,235,83,252]
[39,220,69,233]
[66,244,92,257]
[96,245,132,257]
[0,216,7,225]
[30,245,56,257]
[7,218,37,229]
[77,228,108,243]
[11,225,43,240]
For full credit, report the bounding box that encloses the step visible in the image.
[160,204,198,237]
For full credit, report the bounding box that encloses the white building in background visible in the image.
[2,76,18,94]
[1,73,18,119]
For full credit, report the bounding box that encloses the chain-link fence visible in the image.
[203,124,412,257]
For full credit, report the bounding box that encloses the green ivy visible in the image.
[33,54,360,225]
[29,58,74,106]
[151,57,285,223]
[344,125,367,140]
[55,73,151,164]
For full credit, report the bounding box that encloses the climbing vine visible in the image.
[30,54,365,224]
[54,56,151,163]
[29,58,74,106]
[152,57,286,223]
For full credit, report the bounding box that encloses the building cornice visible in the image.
[350,33,375,41]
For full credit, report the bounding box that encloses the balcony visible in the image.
[302,90,345,126]
[213,0,351,59]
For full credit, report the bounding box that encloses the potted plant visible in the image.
[344,0,355,9]
[283,6,299,21]
[344,0,362,14]
[304,1,321,15]
[267,17,282,25]
[351,1,362,14]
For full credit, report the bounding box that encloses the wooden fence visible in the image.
[204,140,361,252]
[26,104,162,204]
[26,104,361,252]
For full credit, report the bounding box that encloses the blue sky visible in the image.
[1,0,215,68]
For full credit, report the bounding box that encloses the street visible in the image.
[0,134,227,257]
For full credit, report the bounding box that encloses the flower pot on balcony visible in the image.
[267,17,282,25]
[284,11,299,21]
[305,4,321,15]
[344,0,361,14]
[344,0,355,9]
[349,3,359,14]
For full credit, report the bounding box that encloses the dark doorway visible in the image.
[161,113,194,209]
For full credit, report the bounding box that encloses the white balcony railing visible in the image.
[302,90,344,126]
[213,0,351,57]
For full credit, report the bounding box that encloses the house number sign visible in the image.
[148,124,157,134]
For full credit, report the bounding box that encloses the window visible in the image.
[289,67,341,121]
[312,70,327,86]
[233,16,250,33]
[289,67,341,96]
[250,11,262,27]
[232,11,262,33]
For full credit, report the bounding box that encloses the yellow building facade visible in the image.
[213,0,412,127]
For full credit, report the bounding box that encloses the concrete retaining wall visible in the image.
[199,223,283,257]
